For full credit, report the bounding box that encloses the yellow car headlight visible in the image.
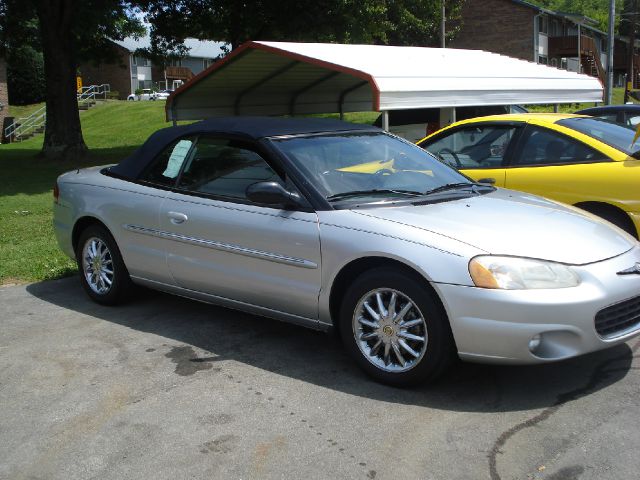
[469,256,580,289]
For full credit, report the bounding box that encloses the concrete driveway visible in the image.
[1,276,638,480]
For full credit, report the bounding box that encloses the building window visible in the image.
[538,15,549,35]
[133,56,151,67]
[203,58,215,69]
[168,58,182,67]
[141,80,153,89]
[549,19,561,37]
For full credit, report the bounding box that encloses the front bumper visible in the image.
[434,245,640,364]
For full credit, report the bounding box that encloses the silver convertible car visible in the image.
[54,117,640,386]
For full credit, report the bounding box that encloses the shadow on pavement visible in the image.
[27,276,636,413]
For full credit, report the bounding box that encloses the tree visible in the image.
[1,0,463,159]
[0,0,144,160]
[143,0,464,52]
[385,0,464,46]
[142,0,390,55]
[7,45,46,105]
[526,0,624,32]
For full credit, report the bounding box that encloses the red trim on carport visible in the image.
[165,41,381,122]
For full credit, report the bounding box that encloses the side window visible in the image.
[139,137,195,187]
[514,127,608,167]
[594,113,619,125]
[422,126,517,169]
[626,114,640,128]
[177,136,281,201]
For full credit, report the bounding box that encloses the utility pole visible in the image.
[625,2,637,103]
[605,0,616,104]
[441,0,446,48]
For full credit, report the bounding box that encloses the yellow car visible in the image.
[417,113,640,238]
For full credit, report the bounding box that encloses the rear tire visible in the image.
[76,225,133,305]
[339,267,455,386]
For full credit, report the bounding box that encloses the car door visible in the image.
[159,135,322,321]
[419,124,522,187]
[504,125,614,204]
[116,135,197,285]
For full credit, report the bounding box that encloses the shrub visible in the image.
[7,45,46,105]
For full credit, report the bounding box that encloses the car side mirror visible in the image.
[246,181,304,208]
[477,177,496,185]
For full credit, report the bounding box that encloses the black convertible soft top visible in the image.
[109,116,377,180]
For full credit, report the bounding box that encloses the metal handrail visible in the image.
[4,105,46,141]
[3,84,111,142]
[77,84,111,107]
[78,84,110,100]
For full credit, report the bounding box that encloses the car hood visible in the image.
[353,189,635,265]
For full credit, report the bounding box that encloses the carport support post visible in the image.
[381,110,389,131]
[171,104,177,127]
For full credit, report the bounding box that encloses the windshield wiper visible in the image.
[326,189,423,202]
[423,182,485,196]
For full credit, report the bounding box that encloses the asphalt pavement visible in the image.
[0,276,638,480]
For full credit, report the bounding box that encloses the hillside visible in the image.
[525,0,623,33]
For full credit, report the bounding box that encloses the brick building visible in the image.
[451,0,537,62]
[451,0,638,87]
[79,36,226,99]
[80,43,133,100]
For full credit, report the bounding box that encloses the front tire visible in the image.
[339,267,455,386]
[76,225,133,305]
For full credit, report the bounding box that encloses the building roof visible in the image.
[113,35,227,59]
[166,41,603,122]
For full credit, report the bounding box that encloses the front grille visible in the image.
[595,295,640,338]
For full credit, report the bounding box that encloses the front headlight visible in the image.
[469,256,580,289]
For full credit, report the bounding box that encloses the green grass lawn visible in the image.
[7,102,46,120]
[0,100,175,285]
[0,90,632,285]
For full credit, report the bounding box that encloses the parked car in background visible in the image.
[375,105,528,142]
[53,117,640,386]
[418,113,640,238]
[575,104,640,130]
[127,89,157,101]
[154,90,172,100]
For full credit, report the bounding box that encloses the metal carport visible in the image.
[166,41,603,127]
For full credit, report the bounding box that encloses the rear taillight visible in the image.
[53,182,60,203]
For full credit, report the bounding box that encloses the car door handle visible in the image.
[167,211,188,224]
[477,178,496,185]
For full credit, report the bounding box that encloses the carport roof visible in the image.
[166,41,603,122]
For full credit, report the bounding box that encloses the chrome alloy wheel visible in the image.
[352,288,428,373]
[81,237,114,295]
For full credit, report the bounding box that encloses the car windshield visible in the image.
[272,131,480,204]
[557,117,640,155]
